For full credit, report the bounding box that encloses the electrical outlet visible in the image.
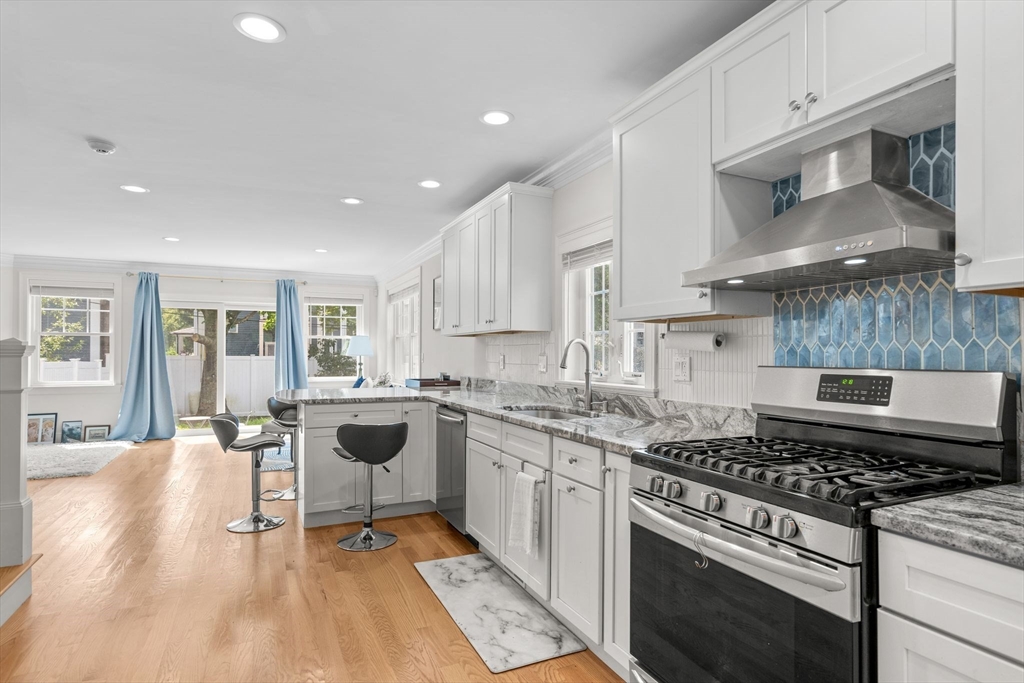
[499,354,505,370]
[538,354,547,372]
[673,352,691,383]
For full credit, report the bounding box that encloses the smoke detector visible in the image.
[87,138,117,155]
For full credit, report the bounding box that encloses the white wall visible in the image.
[0,254,16,340]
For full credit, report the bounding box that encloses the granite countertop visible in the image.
[277,385,757,456]
[871,483,1024,569]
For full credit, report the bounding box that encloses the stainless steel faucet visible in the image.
[559,338,594,411]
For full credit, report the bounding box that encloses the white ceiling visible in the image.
[0,0,770,275]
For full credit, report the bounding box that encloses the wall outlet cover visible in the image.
[673,352,691,383]
[499,354,505,371]
[538,354,547,372]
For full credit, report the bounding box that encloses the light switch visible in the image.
[673,352,691,383]
[538,354,547,372]
[499,354,505,370]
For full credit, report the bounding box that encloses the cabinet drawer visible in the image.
[501,423,552,469]
[553,437,603,488]
[303,403,402,430]
[879,531,1024,662]
[467,413,501,449]
[878,609,1024,683]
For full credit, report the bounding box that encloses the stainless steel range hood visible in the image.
[682,130,955,291]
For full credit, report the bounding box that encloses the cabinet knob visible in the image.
[491,460,497,467]
[567,456,578,464]
[804,92,818,108]
[954,253,972,266]
[697,290,708,299]
[601,465,611,474]
[566,485,576,493]
[788,99,802,112]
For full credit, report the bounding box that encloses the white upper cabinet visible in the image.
[711,8,807,163]
[805,0,954,122]
[953,0,1024,292]
[441,184,551,336]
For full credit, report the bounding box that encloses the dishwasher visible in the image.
[435,407,466,533]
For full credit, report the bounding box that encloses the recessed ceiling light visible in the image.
[341,197,363,205]
[844,258,867,265]
[418,180,441,189]
[727,279,744,284]
[233,13,286,43]
[314,248,328,253]
[163,237,180,242]
[120,185,149,193]
[480,110,514,125]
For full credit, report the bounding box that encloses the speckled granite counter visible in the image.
[871,483,1024,569]
[277,384,757,456]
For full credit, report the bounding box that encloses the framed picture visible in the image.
[27,413,57,444]
[84,425,110,442]
[61,420,84,444]
[432,276,443,331]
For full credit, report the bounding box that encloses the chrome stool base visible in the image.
[337,527,397,552]
[227,512,285,533]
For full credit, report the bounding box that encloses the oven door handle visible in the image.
[630,498,847,593]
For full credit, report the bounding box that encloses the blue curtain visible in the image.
[275,279,309,391]
[109,273,175,441]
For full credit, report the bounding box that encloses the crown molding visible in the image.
[374,233,443,286]
[0,253,14,268]
[7,254,377,288]
[519,130,613,190]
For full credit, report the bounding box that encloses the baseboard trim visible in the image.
[0,568,32,626]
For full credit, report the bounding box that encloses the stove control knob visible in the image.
[664,481,683,499]
[699,491,721,512]
[646,475,664,494]
[772,515,798,539]
[744,506,770,530]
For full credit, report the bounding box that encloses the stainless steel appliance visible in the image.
[681,130,956,291]
[435,407,466,533]
[629,367,1018,683]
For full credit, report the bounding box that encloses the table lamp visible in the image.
[347,335,374,381]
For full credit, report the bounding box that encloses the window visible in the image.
[31,284,115,385]
[306,298,363,379]
[562,241,648,387]
[387,284,420,382]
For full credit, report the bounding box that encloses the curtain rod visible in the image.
[126,272,307,285]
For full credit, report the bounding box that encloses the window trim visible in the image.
[384,268,422,383]
[304,295,366,383]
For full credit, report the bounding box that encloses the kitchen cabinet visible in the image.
[805,0,953,122]
[550,473,603,643]
[953,0,1024,293]
[298,426,359,514]
[441,183,552,336]
[711,7,807,163]
[427,402,437,502]
[500,452,550,600]
[350,405,405,508]
[401,403,430,503]
[465,438,502,557]
[601,452,631,670]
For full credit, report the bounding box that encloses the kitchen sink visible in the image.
[503,405,600,420]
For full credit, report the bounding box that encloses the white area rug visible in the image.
[415,553,586,673]
[27,441,133,479]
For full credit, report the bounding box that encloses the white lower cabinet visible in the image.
[400,403,430,503]
[465,438,502,557]
[550,472,603,643]
[499,452,551,600]
[300,427,359,513]
[601,452,631,670]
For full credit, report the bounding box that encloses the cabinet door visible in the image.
[465,439,501,557]
[806,0,953,122]
[442,229,461,334]
[490,193,511,331]
[352,405,404,507]
[602,453,631,670]
[711,7,806,162]
[475,206,493,330]
[954,0,1024,292]
[302,428,358,513]
[401,403,430,503]
[613,68,714,321]
[550,473,603,643]
[427,402,437,502]
[500,452,551,600]
[878,610,1024,683]
[457,217,477,334]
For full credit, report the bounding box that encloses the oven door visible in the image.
[629,492,863,683]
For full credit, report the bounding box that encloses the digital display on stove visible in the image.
[817,374,892,406]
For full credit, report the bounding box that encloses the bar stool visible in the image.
[261,397,298,501]
[211,413,286,533]
[332,422,408,551]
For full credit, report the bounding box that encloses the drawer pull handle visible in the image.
[568,456,578,464]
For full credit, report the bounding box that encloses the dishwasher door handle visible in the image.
[437,413,465,425]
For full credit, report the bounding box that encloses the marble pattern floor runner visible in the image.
[415,553,586,673]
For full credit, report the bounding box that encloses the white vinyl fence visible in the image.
[39,357,112,382]
[166,355,275,418]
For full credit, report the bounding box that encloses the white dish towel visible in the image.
[507,470,541,557]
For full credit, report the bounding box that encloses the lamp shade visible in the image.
[347,335,374,357]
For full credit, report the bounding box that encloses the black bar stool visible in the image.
[332,422,408,551]
[211,413,286,533]
[261,397,299,501]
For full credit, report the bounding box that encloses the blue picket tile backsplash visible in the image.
[771,120,1022,379]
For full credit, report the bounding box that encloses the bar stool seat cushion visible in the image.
[228,433,285,452]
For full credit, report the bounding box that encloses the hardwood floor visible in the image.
[0,437,620,683]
